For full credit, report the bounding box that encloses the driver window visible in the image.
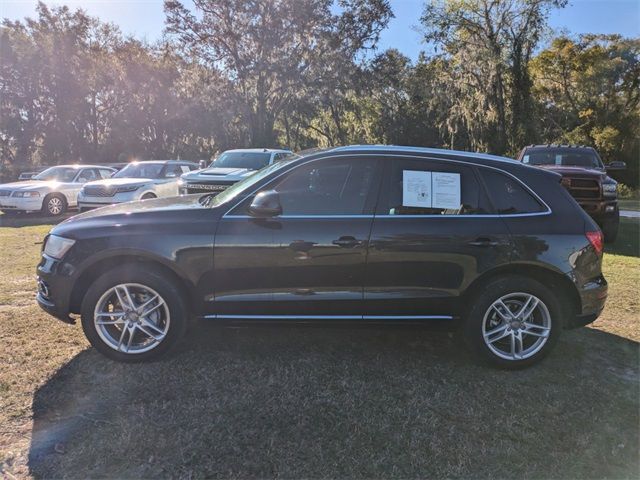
[269,158,378,215]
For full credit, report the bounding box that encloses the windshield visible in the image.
[114,163,164,179]
[33,167,78,182]
[204,157,298,208]
[523,150,603,169]
[211,152,272,170]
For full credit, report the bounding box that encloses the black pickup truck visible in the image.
[518,145,626,243]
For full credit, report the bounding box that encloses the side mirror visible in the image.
[606,161,626,171]
[248,190,282,217]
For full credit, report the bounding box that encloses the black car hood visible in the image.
[51,194,209,238]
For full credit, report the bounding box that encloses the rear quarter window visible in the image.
[479,169,546,214]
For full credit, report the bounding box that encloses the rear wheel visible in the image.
[42,193,67,216]
[141,193,157,200]
[463,275,561,369]
[80,265,188,362]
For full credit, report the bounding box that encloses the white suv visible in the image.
[0,165,116,216]
[78,160,198,211]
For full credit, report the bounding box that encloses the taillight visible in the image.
[586,230,604,256]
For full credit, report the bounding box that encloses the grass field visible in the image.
[620,199,640,212]
[0,215,638,479]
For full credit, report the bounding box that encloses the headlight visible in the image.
[43,235,76,259]
[12,191,40,198]
[603,183,617,197]
[115,185,142,193]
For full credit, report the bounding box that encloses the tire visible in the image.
[141,193,157,200]
[42,193,67,216]
[462,275,562,369]
[80,264,189,362]
[602,215,619,244]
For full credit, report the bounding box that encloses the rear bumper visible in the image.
[566,275,608,329]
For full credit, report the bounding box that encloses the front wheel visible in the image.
[463,276,561,369]
[42,194,67,216]
[80,265,188,362]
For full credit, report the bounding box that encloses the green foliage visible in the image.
[531,34,640,184]
[618,184,639,200]
[0,1,638,187]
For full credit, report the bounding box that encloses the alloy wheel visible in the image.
[482,292,551,361]
[93,283,170,354]
[47,197,63,215]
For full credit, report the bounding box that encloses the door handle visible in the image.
[468,237,499,247]
[332,236,361,248]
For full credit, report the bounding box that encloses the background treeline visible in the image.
[1,0,638,185]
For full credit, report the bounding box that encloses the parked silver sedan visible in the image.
[0,165,116,216]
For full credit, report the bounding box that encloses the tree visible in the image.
[531,34,640,183]
[421,0,566,155]
[164,0,392,147]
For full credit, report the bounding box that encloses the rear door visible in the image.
[363,157,513,318]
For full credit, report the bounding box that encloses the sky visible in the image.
[1,0,639,61]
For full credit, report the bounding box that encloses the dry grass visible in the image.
[0,215,638,479]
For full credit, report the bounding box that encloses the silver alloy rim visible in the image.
[94,283,170,354]
[482,292,551,361]
[48,197,63,215]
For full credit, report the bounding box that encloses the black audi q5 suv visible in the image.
[36,146,607,368]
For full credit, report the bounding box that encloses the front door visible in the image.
[211,156,382,317]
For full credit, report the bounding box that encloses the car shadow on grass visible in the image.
[27,323,639,479]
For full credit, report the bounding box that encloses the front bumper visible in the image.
[180,183,231,195]
[78,191,141,209]
[577,199,618,223]
[0,196,43,211]
[36,253,75,323]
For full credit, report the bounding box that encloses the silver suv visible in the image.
[179,149,294,195]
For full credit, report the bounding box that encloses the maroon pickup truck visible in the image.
[517,145,626,243]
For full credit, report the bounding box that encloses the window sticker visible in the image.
[402,170,461,210]
[402,170,432,208]
[432,172,461,210]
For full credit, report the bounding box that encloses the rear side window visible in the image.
[381,159,490,215]
[479,169,546,214]
[164,164,183,177]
